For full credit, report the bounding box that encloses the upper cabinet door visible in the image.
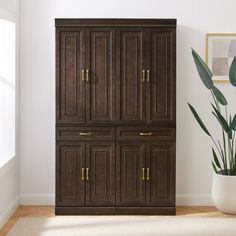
[85,29,116,124]
[146,29,176,125]
[56,30,86,124]
[85,142,115,206]
[116,28,146,124]
[146,142,175,207]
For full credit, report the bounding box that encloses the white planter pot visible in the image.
[212,172,236,214]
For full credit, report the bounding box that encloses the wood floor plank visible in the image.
[0,206,235,236]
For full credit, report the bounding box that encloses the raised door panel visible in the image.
[146,29,176,124]
[116,142,146,206]
[116,29,146,124]
[146,142,175,206]
[56,30,86,124]
[86,142,115,206]
[56,142,85,206]
[86,29,115,124]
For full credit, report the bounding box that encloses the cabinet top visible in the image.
[55,18,177,27]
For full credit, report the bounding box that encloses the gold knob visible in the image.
[86,168,89,180]
[142,168,145,180]
[147,168,150,180]
[81,69,85,81]
[81,168,85,180]
[140,132,152,136]
[79,132,91,136]
[146,69,150,82]
[86,69,89,82]
[142,70,145,82]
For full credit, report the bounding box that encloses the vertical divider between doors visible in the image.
[145,142,150,206]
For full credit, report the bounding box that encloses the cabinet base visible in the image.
[55,206,176,215]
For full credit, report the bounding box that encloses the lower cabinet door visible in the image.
[56,142,86,206]
[146,142,175,206]
[116,142,146,206]
[86,142,115,206]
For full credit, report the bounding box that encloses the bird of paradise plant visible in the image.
[189,49,236,175]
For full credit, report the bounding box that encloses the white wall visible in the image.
[20,0,236,205]
[0,0,19,229]
[0,17,16,167]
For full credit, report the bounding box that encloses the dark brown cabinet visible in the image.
[116,142,146,206]
[56,30,86,125]
[57,28,115,125]
[56,142,85,206]
[116,28,175,125]
[56,142,115,207]
[146,29,176,124]
[146,142,175,206]
[116,28,146,124]
[86,142,115,206]
[86,28,116,124]
[116,141,175,207]
[56,19,176,215]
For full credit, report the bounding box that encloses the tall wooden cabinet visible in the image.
[56,19,176,215]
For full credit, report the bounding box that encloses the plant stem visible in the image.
[211,90,227,173]
[210,136,225,169]
[222,131,227,173]
[225,106,228,123]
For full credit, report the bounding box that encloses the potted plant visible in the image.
[189,49,236,214]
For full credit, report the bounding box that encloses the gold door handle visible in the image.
[142,70,145,82]
[146,69,150,82]
[81,168,85,180]
[140,132,152,136]
[147,168,150,180]
[86,168,89,180]
[86,69,89,82]
[142,168,145,180]
[81,69,85,81]
[79,132,92,136]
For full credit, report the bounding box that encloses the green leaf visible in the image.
[212,104,231,134]
[192,48,213,89]
[212,148,221,169]
[188,103,211,136]
[229,57,236,86]
[212,86,227,105]
[212,161,218,173]
[230,114,236,130]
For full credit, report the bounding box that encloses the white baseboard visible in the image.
[20,194,55,205]
[176,194,213,206]
[0,196,19,230]
[20,194,213,206]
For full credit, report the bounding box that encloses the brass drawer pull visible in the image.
[142,168,145,180]
[142,70,145,82]
[146,69,150,82]
[147,168,150,180]
[86,168,89,180]
[140,132,152,136]
[81,168,85,180]
[79,132,92,136]
[81,69,85,81]
[86,69,89,82]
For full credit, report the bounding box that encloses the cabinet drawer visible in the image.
[57,127,115,141]
[116,127,175,141]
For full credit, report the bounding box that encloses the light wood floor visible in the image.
[0,206,235,236]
